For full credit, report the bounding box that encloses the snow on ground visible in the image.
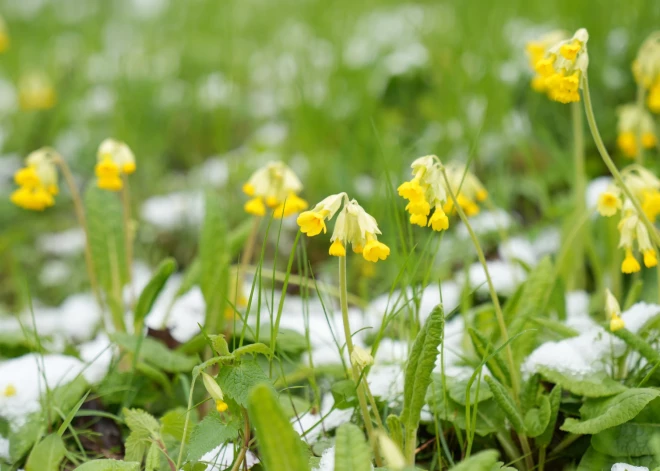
[37,228,86,256]
[457,260,526,296]
[198,444,259,470]
[611,464,649,471]
[499,236,537,267]
[292,394,353,444]
[455,209,513,239]
[140,190,204,230]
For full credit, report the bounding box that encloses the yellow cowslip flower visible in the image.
[95,138,136,191]
[533,29,589,104]
[597,185,622,217]
[10,148,60,211]
[297,193,390,263]
[616,104,657,159]
[18,73,56,110]
[618,208,657,273]
[605,289,625,332]
[242,161,307,218]
[442,162,488,216]
[3,384,16,397]
[526,30,569,93]
[201,372,229,413]
[633,32,660,113]
[0,16,9,53]
[621,166,660,222]
[376,432,406,471]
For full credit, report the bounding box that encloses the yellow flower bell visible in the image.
[526,30,569,93]
[18,73,57,110]
[616,104,657,158]
[242,161,308,218]
[298,193,390,263]
[10,148,60,211]
[95,138,136,191]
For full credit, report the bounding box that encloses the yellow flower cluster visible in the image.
[531,29,589,104]
[297,193,390,263]
[18,73,56,111]
[598,166,660,273]
[95,139,136,191]
[605,289,625,332]
[616,104,658,158]
[633,32,660,113]
[398,155,487,231]
[243,161,308,218]
[526,30,568,93]
[0,16,9,53]
[10,148,59,211]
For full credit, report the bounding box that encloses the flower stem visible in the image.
[120,175,135,307]
[339,256,382,467]
[582,77,660,250]
[54,157,103,309]
[570,100,586,290]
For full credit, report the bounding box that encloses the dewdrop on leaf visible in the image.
[95,138,136,191]
[242,161,308,218]
[10,148,60,211]
[201,372,228,413]
[297,193,390,263]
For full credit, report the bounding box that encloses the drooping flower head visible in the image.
[0,16,9,53]
[18,72,56,110]
[526,30,569,93]
[617,206,656,273]
[242,161,308,218]
[442,163,489,217]
[10,148,60,211]
[201,372,229,413]
[633,32,660,113]
[533,28,589,103]
[297,193,390,263]
[605,289,625,332]
[95,138,136,191]
[616,104,658,159]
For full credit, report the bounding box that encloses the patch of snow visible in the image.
[621,302,660,334]
[193,157,229,187]
[78,335,114,384]
[198,444,259,470]
[39,260,72,286]
[458,260,526,296]
[611,464,648,471]
[368,364,405,403]
[499,236,537,267]
[140,191,204,230]
[37,228,86,256]
[532,227,561,258]
[455,209,512,239]
[0,437,8,461]
[565,291,597,331]
[313,446,373,471]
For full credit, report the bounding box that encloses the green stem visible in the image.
[440,168,519,399]
[404,426,417,465]
[538,446,546,471]
[339,256,382,467]
[583,76,660,249]
[175,374,197,471]
[636,85,646,166]
[120,175,135,308]
[570,100,586,290]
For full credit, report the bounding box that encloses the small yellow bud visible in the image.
[610,315,625,332]
[244,197,266,216]
[265,196,279,208]
[560,41,581,61]
[297,210,327,236]
[410,213,427,227]
[351,345,374,368]
[215,400,229,413]
[644,249,658,268]
[329,239,346,257]
[405,198,430,216]
[202,372,226,405]
[242,183,255,196]
[397,179,425,201]
[648,83,660,113]
[642,132,657,148]
[428,209,449,231]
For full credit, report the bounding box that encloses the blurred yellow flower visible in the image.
[3,384,16,397]
[616,104,657,158]
[242,161,307,218]
[18,73,56,110]
[526,30,568,93]
[10,148,59,211]
[633,32,660,113]
[0,16,9,53]
[201,372,228,413]
[532,29,589,104]
[297,193,390,263]
[95,138,136,191]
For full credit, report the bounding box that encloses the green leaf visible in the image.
[592,423,660,457]
[400,305,444,430]
[611,328,660,365]
[145,442,160,471]
[210,335,230,356]
[232,343,273,358]
[577,446,659,471]
[112,333,199,373]
[25,434,66,471]
[450,450,500,470]
[248,383,310,471]
[334,423,372,471]
[331,379,358,410]
[537,384,562,447]
[468,328,510,387]
[74,460,141,471]
[386,415,403,451]
[124,433,148,463]
[160,408,189,443]
[134,258,177,328]
[484,376,525,433]
[217,359,273,408]
[123,408,161,437]
[561,388,660,435]
[521,374,540,414]
[448,376,492,405]
[199,191,229,333]
[537,366,626,398]
[84,186,128,294]
[523,395,551,437]
[186,411,240,462]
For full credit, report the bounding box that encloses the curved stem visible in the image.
[121,175,135,308]
[570,100,586,290]
[54,157,103,309]
[339,256,382,467]
[175,374,197,471]
[583,77,660,248]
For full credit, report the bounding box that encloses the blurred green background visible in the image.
[0,0,659,307]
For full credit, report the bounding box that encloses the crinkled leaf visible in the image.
[112,333,199,373]
[145,442,160,471]
[537,384,562,447]
[448,375,492,405]
[334,423,372,471]
[592,423,660,457]
[576,446,659,471]
[561,388,660,435]
[537,366,626,398]
[124,433,148,463]
[123,408,160,438]
[74,460,141,471]
[331,379,358,410]
[217,359,273,408]
[401,305,444,430]
[523,395,551,438]
[484,376,525,433]
[232,343,272,358]
[160,408,189,443]
[468,328,510,387]
[186,411,241,462]
[248,384,310,471]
